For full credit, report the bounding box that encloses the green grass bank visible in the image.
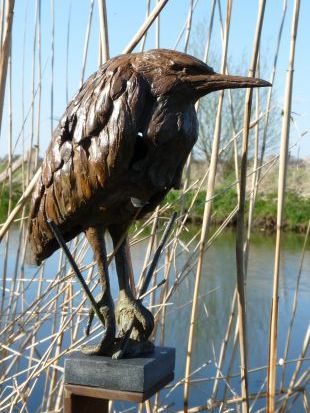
[164,188,310,233]
[0,185,309,233]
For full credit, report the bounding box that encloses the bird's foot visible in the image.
[112,337,154,359]
[81,294,116,356]
[116,294,154,343]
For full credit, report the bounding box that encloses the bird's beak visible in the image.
[189,73,271,97]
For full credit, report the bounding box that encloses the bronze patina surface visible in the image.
[28,49,270,357]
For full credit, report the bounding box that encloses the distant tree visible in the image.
[187,25,281,173]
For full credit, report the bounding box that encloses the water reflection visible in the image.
[0,228,309,412]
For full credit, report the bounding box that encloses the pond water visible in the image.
[0,228,309,412]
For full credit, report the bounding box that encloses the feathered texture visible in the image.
[29,51,199,264]
[29,49,269,264]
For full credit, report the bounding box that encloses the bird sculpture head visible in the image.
[132,49,270,100]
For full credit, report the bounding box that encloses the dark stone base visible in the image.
[64,346,175,394]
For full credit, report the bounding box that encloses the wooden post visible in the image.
[64,386,109,413]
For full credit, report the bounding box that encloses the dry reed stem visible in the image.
[155,0,160,49]
[0,0,14,134]
[280,220,310,390]
[137,207,159,295]
[162,356,309,393]
[181,0,214,205]
[0,0,5,47]
[34,0,41,170]
[244,81,260,274]
[0,289,93,409]
[25,0,39,186]
[122,0,169,54]
[267,1,301,411]
[217,0,240,200]
[245,0,287,273]
[0,238,89,337]
[0,166,41,242]
[282,370,310,413]
[221,316,239,405]
[177,385,307,413]
[1,52,12,314]
[50,0,54,137]
[80,0,95,87]
[0,151,30,184]
[65,1,72,103]
[302,389,309,413]
[183,3,232,409]
[235,2,266,411]
[278,325,309,413]
[183,0,194,52]
[98,0,109,64]
[209,0,265,398]
[210,287,237,401]
[173,0,199,50]
[43,252,72,411]
[140,0,151,52]
[259,0,287,172]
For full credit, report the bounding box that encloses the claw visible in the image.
[84,294,101,338]
[81,323,115,356]
[112,318,135,359]
[82,295,116,355]
[116,296,154,343]
[85,308,95,337]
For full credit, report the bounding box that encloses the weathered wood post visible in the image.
[63,347,175,413]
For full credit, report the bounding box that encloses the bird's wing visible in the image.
[29,56,149,263]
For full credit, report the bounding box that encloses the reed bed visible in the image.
[0,1,309,412]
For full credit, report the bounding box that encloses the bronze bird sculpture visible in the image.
[29,49,270,357]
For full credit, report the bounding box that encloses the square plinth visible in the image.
[64,347,175,395]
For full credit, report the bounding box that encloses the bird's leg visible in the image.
[109,224,154,356]
[82,225,116,355]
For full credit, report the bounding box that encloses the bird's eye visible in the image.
[182,68,189,74]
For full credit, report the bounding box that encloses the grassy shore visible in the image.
[1,155,309,232]
[164,188,310,233]
[1,184,308,233]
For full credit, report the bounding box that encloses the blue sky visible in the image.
[1,0,309,158]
